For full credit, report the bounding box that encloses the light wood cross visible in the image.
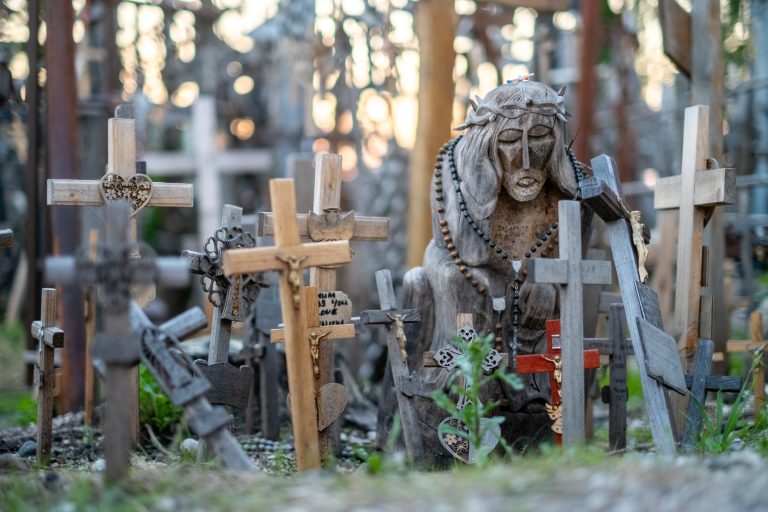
[653,105,735,358]
[516,320,600,446]
[727,312,766,412]
[258,153,389,458]
[527,200,612,445]
[581,155,678,456]
[360,269,423,462]
[222,178,352,471]
[45,201,189,482]
[31,288,64,466]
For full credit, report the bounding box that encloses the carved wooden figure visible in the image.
[388,80,594,460]
[45,201,189,481]
[360,269,423,461]
[222,178,351,471]
[31,288,64,465]
[259,152,389,458]
[130,302,255,471]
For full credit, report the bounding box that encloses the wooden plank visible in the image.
[683,374,741,392]
[653,168,736,209]
[35,288,58,465]
[257,212,389,241]
[607,304,628,451]
[222,241,351,276]
[682,338,714,449]
[270,323,355,343]
[193,362,254,411]
[636,318,688,395]
[636,282,664,330]
[659,0,691,76]
[589,155,678,455]
[528,258,612,286]
[47,179,194,207]
[360,309,421,325]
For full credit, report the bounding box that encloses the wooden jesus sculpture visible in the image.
[379,79,593,464]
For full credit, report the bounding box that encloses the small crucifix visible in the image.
[516,320,600,445]
[527,200,612,444]
[31,288,64,466]
[45,201,189,481]
[222,178,351,471]
[360,269,423,462]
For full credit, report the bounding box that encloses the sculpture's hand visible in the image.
[519,281,556,329]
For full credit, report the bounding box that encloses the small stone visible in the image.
[181,438,200,454]
[17,440,37,458]
[91,458,106,472]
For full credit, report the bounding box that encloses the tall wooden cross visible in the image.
[130,302,256,471]
[31,288,64,465]
[527,200,612,445]
[360,269,423,462]
[581,155,679,455]
[727,312,767,412]
[183,204,261,415]
[222,178,351,471]
[653,105,735,359]
[45,201,189,481]
[258,152,389,458]
[516,320,600,446]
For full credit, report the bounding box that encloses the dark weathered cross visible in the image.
[130,302,255,471]
[31,288,64,465]
[527,200,612,445]
[45,201,189,481]
[581,155,678,455]
[360,269,423,462]
[222,178,351,471]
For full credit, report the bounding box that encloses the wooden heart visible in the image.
[317,383,347,431]
[99,173,153,216]
[438,417,500,464]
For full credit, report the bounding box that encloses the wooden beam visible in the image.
[47,180,194,207]
[659,0,691,76]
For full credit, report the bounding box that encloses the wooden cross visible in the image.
[45,201,189,481]
[727,312,766,412]
[527,200,612,445]
[653,105,735,358]
[183,204,260,415]
[581,155,679,455]
[221,178,351,471]
[0,228,14,249]
[516,320,600,446]
[130,302,255,471]
[360,269,423,462]
[31,288,64,465]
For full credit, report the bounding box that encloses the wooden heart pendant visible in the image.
[438,417,500,464]
[99,173,153,216]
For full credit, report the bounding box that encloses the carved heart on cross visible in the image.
[99,173,153,217]
[438,417,501,464]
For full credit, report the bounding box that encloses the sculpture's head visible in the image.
[453,80,576,220]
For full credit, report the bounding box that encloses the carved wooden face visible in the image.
[497,113,556,202]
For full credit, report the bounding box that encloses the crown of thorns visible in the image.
[454,85,568,131]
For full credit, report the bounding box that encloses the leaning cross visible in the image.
[527,200,612,445]
[131,302,256,471]
[31,288,64,466]
[45,201,189,481]
[360,269,423,462]
[653,105,735,357]
[258,152,389,459]
[581,155,679,455]
[727,312,766,411]
[516,320,600,446]
[222,178,351,472]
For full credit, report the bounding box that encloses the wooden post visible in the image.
[84,229,98,426]
[528,200,612,444]
[222,179,352,471]
[32,288,64,465]
[727,312,766,412]
[606,304,627,451]
[360,269,424,462]
[407,0,456,267]
[681,339,714,450]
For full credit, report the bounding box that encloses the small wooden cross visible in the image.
[653,105,736,358]
[516,320,600,445]
[31,288,64,466]
[222,178,351,471]
[360,269,423,461]
[726,312,766,411]
[581,155,679,455]
[130,302,255,471]
[45,201,189,481]
[527,200,612,445]
[257,152,389,458]
[0,228,14,249]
